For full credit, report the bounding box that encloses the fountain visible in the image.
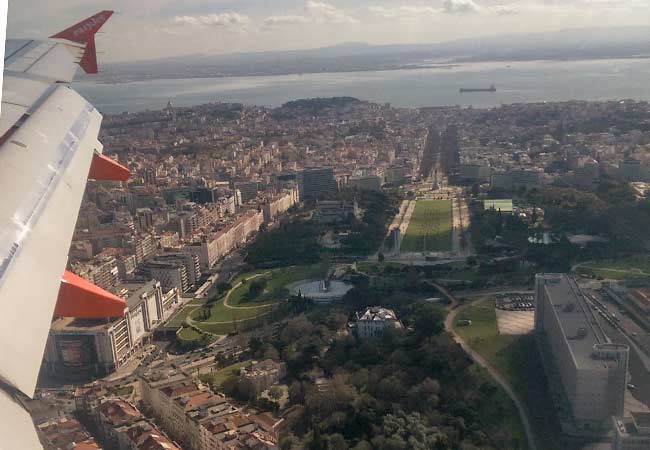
[289,255,352,304]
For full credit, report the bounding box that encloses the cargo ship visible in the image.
[459,84,496,93]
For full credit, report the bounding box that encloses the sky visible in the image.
[7,0,650,62]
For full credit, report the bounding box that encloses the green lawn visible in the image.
[454,298,567,450]
[227,265,320,307]
[191,265,319,334]
[200,360,252,387]
[469,365,529,450]
[577,256,650,280]
[167,305,197,328]
[195,300,275,322]
[401,200,452,252]
[441,268,482,282]
[454,298,521,380]
[192,320,261,335]
[177,326,203,341]
[114,385,134,396]
[355,262,406,275]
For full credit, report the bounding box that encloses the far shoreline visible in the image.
[76,55,650,86]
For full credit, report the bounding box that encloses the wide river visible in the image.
[74,58,650,114]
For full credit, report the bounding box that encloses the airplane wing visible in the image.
[0,13,130,444]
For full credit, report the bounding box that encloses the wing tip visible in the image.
[50,10,114,74]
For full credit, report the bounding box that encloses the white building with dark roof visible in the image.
[356,306,402,339]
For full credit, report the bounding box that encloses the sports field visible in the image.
[401,199,453,252]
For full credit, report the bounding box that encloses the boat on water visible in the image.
[459,84,497,93]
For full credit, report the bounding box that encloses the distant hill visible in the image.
[89,26,650,82]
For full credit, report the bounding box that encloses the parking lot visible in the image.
[495,292,535,311]
[495,309,535,335]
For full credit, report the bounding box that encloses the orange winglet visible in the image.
[88,152,130,181]
[55,270,125,318]
[50,10,114,74]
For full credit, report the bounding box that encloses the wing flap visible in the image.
[0,86,102,396]
[1,76,51,107]
[25,41,84,81]
[4,38,82,84]
[4,40,55,72]
[0,102,27,138]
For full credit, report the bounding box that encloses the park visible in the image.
[400,199,453,252]
[172,265,321,339]
[453,297,568,450]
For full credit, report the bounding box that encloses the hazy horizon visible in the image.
[7,0,650,63]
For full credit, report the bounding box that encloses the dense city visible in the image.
[23,95,650,450]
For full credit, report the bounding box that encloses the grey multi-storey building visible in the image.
[297,167,337,201]
[535,274,629,433]
[234,181,259,204]
[43,281,175,378]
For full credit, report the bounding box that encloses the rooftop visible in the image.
[37,417,98,450]
[114,280,159,309]
[358,306,399,322]
[140,367,189,385]
[50,316,119,332]
[537,274,628,370]
[97,400,142,426]
[632,412,650,430]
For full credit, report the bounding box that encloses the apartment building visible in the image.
[93,399,181,450]
[36,417,101,450]
[239,360,286,395]
[297,167,337,200]
[139,368,278,450]
[74,255,120,291]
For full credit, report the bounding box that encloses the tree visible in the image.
[247,278,267,300]
[269,385,283,401]
[249,337,263,355]
[309,427,326,450]
[406,265,419,288]
[216,282,232,294]
[328,434,348,450]
[262,344,280,361]
[352,441,373,450]
[288,380,308,405]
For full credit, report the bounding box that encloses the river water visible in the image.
[74,58,650,114]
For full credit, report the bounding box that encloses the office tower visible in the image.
[297,167,337,201]
[535,274,628,433]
